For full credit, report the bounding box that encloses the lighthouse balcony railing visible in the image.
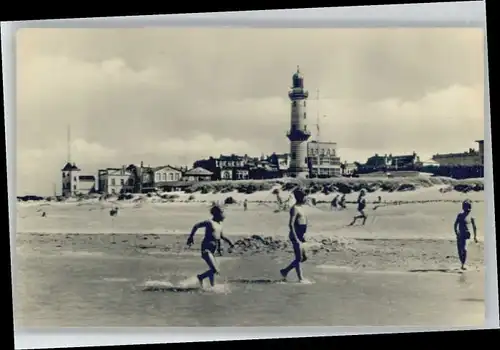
[286,129,311,139]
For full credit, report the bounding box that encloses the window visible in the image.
[175,173,180,180]
[162,173,166,181]
[292,101,297,107]
[120,179,125,186]
[156,173,160,182]
[303,112,307,119]
[111,178,116,186]
[291,152,296,160]
[73,185,76,190]
[74,176,77,181]
[168,173,173,181]
[304,101,307,107]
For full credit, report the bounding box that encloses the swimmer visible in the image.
[349,189,367,226]
[280,188,309,282]
[186,204,235,287]
[454,199,478,270]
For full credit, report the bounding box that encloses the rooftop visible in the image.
[184,167,213,176]
[78,175,95,181]
[61,162,80,171]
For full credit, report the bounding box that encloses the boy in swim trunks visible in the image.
[280,188,309,282]
[186,204,235,287]
[454,199,478,270]
[349,189,367,226]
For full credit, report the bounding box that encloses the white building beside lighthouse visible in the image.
[286,66,311,178]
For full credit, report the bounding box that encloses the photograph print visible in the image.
[14,27,487,327]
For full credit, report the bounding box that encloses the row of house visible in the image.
[193,141,345,181]
[61,139,484,196]
[193,153,288,181]
[356,140,484,174]
[61,162,214,197]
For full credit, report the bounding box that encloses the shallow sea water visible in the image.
[14,245,484,327]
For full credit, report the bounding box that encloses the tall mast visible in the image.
[67,125,71,163]
[316,88,320,141]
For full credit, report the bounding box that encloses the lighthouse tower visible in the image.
[286,66,311,178]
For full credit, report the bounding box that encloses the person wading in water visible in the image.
[187,204,235,287]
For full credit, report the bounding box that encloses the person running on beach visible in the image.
[186,204,235,287]
[348,189,368,226]
[331,195,339,210]
[454,199,478,270]
[280,188,309,282]
[339,194,347,209]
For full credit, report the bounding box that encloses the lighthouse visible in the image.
[286,66,311,178]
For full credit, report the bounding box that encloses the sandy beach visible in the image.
[14,184,486,327]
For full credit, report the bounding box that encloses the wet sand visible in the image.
[16,232,484,274]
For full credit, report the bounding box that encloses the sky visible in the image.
[15,28,485,196]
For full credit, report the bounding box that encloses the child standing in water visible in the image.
[349,189,368,226]
[186,204,235,287]
[280,188,309,282]
[454,199,478,270]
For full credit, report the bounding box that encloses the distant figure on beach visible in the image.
[41,211,46,217]
[372,195,383,210]
[331,195,339,210]
[110,207,119,217]
[454,199,478,270]
[280,188,309,283]
[243,199,248,211]
[275,190,290,211]
[186,204,235,287]
[348,189,367,226]
[274,191,283,210]
[339,194,347,209]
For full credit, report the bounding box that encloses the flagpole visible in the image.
[316,89,320,178]
[316,89,320,141]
